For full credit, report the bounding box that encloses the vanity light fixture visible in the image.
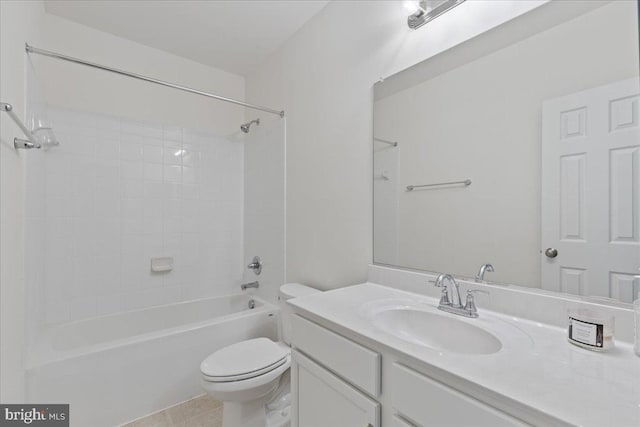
[406,0,465,30]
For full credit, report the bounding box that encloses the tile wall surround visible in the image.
[368,264,636,343]
[26,106,244,326]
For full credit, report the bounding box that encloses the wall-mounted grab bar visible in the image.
[406,179,471,191]
[1,102,41,149]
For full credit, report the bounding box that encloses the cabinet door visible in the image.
[292,350,380,427]
[392,415,417,427]
[391,363,529,427]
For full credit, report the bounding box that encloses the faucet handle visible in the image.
[247,256,262,275]
[431,278,450,304]
[464,289,489,314]
[438,286,451,306]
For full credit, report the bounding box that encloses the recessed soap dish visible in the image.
[151,257,173,272]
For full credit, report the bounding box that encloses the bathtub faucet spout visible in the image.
[241,281,259,291]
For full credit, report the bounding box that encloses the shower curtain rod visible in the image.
[25,44,285,118]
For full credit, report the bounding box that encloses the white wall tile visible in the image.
[144,163,163,182]
[181,151,200,168]
[121,120,163,139]
[163,126,182,144]
[163,165,181,183]
[163,147,182,165]
[120,141,143,161]
[182,166,197,185]
[30,107,245,324]
[120,160,143,181]
[143,182,165,199]
[95,136,120,164]
[143,145,164,164]
[121,179,144,199]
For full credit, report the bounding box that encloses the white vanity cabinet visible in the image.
[292,350,380,427]
[291,315,381,427]
[390,364,528,427]
[291,314,531,427]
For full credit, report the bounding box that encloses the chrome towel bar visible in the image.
[374,137,398,147]
[406,179,471,191]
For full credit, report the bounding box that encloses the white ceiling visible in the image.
[44,0,330,76]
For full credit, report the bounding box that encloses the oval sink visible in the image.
[372,309,502,355]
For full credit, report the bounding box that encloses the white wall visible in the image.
[37,13,244,134]
[0,0,44,403]
[246,0,549,289]
[374,1,639,287]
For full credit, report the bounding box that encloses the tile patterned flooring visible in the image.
[122,395,223,427]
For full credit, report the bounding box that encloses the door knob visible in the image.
[545,248,558,258]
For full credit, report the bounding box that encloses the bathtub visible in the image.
[26,294,279,427]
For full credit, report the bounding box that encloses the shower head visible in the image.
[240,118,260,133]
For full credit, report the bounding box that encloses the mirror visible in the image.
[373,0,640,303]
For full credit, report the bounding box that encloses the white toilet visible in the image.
[200,283,320,427]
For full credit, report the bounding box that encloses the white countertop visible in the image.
[288,283,640,427]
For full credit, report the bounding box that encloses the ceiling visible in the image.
[44,1,330,76]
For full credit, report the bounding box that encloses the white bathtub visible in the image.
[26,294,279,427]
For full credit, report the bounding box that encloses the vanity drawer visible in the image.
[392,415,417,427]
[291,315,381,397]
[390,363,528,427]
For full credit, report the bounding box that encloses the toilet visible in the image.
[200,283,320,427]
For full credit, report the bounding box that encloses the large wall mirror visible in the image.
[373,0,640,303]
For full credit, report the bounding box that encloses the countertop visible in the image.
[288,283,640,427]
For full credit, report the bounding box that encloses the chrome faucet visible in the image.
[433,274,489,318]
[247,256,262,275]
[475,263,494,283]
[434,274,463,308]
[241,281,259,290]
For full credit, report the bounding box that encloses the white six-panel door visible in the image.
[541,78,640,301]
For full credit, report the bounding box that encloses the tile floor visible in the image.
[122,395,222,427]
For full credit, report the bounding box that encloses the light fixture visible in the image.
[403,0,422,15]
[407,0,465,30]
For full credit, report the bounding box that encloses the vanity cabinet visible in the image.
[390,363,528,427]
[291,315,381,396]
[391,415,416,427]
[291,315,381,427]
[292,350,380,427]
[291,313,531,427]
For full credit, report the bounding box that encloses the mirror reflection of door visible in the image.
[541,78,640,301]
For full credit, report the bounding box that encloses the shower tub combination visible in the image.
[26,294,278,427]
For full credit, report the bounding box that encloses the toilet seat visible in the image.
[200,356,290,403]
[201,338,289,383]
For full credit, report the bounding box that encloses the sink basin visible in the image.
[371,308,502,355]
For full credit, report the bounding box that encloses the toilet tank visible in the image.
[278,283,321,345]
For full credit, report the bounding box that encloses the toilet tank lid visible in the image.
[279,283,321,299]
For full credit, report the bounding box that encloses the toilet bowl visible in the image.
[200,283,320,427]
